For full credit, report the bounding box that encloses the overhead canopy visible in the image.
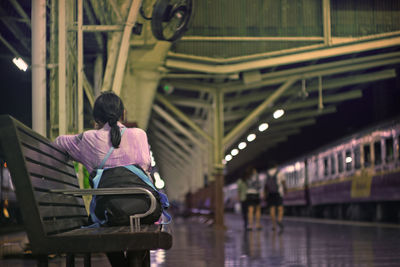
[0,0,399,202]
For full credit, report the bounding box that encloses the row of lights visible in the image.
[150,150,165,189]
[224,109,285,163]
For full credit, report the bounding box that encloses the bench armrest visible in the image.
[50,187,157,231]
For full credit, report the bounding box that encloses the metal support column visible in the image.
[77,0,83,133]
[32,0,47,136]
[58,0,67,135]
[111,0,143,95]
[213,89,225,228]
[323,0,332,46]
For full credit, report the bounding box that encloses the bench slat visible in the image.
[26,161,79,189]
[43,218,89,235]
[39,204,87,220]
[17,125,72,167]
[35,191,86,207]
[29,172,80,192]
[23,147,78,182]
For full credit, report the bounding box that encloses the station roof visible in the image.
[1,0,400,188]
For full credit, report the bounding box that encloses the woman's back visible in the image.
[55,122,151,174]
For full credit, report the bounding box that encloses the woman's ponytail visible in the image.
[93,91,125,148]
[109,118,121,148]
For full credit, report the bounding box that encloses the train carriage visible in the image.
[226,117,400,222]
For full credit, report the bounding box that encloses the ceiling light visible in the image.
[225,155,232,161]
[258,123,269,132]
[238,142,247,150]
[155,179,165,189]
[153,172,161,180]
[12,57,28,71]
[273,109,284,119]
[247,133,256,142]
[231,148,239,156]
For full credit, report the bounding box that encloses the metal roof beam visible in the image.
[0,8,30,53]
[166,36,400,74]
[224,69,394,121]
[152,145,183,169]
[168,31,400,66]
[0,33,24,59]
[152,105,208,151]
[222,52,400,93]
[166,95,212,109]
[285,90,362,111]
[152,143,188,169]
[223,77,298,148]
[111,0,142,95]
[156,94,213,144]
[261,106,337,127]
[180,36,324,42]
[82,0,104,50]
[160,79,216,92]
[151,119,193,155]
[263,118,316,134]
[9,0,31,28]
[151,131,191,161]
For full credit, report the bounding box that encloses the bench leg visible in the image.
[36,255,48,267]
[66,253,75,267]
[83,253,91,267]
[127,250,150,267]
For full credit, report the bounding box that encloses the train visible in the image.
[224,117,400,223]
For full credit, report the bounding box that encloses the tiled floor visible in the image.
[1,213,400,266]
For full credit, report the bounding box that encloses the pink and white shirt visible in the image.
[54,122,151,174]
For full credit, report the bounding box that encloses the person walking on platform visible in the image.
[245,167,262,230]
[264,166,287,232]
[237,175,248,230]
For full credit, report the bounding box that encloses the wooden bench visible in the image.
[0,115,172,267]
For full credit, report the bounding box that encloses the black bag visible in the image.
[265,173,279,194]
[90,166,162,226]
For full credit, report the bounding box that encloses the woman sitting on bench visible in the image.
[54,91,161,267]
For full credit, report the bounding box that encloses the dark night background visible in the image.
[0,56,32,127]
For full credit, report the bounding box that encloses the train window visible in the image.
[331,155,336,175]
[323,157,329,176]
[285,173,290,186]
[314,159,319,180]
[345,150,352,171]
[374,141,382,165]
[338,153,344,173]
[385,138,394,162]
[363,144,371,167]
[354,146,361,169]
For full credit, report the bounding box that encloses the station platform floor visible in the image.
[1,212,400,266]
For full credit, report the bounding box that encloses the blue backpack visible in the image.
[88,128,171,227]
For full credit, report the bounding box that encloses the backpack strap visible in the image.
[98,127,127,169]
[89,127,126,226]
[123,165,172,224]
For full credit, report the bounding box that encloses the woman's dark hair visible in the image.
[243,166,256,180]
[93,91,124,148]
